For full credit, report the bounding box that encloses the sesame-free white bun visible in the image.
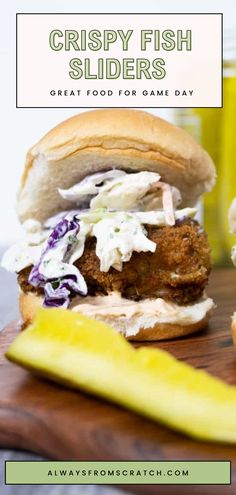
[229,199,236,339]
[19,291,211,341]
[229,197,236,234]
[17,109,216,223]
[232,314,236,345]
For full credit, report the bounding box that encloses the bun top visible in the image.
[17,109,216,222]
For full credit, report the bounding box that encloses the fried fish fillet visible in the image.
[18,219,211,305]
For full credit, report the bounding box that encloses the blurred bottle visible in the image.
[218,32,236,263]
[175,108,223,264]
[175,31,236,266]
[192,107,224,265]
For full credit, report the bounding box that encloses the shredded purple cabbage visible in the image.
[44,210,82,230]
[44,276,80,308]
[29,215,87,308]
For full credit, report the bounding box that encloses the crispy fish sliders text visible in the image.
[2,109,216,340]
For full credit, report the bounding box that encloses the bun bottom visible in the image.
[19,291,210,341]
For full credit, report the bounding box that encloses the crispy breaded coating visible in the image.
[76,219,211,304]
[18,219,211,305]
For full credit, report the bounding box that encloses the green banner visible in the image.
[5,461,230,485]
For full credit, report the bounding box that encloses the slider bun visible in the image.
[17,109,216,223]
[232,313,236,346]
[229,197,236,234]
[19,291,210,341]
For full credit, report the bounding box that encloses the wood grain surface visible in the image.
[1,269,236,495]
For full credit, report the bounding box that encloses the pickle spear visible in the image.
[6,308,236,443]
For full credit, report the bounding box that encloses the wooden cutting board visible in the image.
[1,269,236,495]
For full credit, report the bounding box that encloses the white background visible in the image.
[0,0,236,243]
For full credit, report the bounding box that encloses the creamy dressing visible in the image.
[71,292,215,337]
[59,169,126,207]
[92,213,156,272]
[59,170,161,211]
[90,171,161,210]
[60,170,182,225]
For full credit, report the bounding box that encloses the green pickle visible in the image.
[6,308,236,443]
